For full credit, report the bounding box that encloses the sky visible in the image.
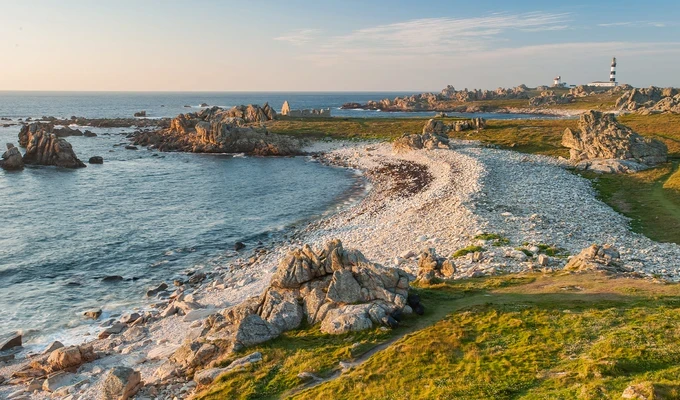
[1,0,679,91]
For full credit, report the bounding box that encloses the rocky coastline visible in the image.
[4,112,680,399]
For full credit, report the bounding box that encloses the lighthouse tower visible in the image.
[610,57,617,86]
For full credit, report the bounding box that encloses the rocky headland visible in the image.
[133,104,302,155]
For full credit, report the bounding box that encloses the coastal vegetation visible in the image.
[198,272,680,399]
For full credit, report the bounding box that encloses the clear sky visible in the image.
[1,0,679,91]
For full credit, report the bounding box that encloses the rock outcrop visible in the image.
[341,85,530,111]
[416,248,456,283]
[164,240,413,380]
[1,143,24,170]
[133,105,301,155]
[393,132,450,152]
[616,86,680,114]
[280,101,331,118]
[564,244,630,274]
[528,91,573,106]
[562,111,667,172]
[422,118,486,134]
[19,123,86,168]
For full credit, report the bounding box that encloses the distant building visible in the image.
[588,57,617,87]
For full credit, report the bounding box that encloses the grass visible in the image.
[474,233,510,246]
[580,162,680,244]
[452,245,486,258]
[197,273,680,400]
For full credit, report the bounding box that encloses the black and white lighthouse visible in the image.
[610,57,617,85]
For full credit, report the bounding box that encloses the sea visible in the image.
[0,91,553,351]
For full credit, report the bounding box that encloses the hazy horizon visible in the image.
[2,0,679,91]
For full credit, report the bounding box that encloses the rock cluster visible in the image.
[564,244,630,274]
[528,90,573,106]
[422,118,486,134]
[164,240,412,380]
[341,85,530,111]
[1,143,24,170]
[393,132,450,152]
[416,248,456,283]
[19,123,86,168]
[616,86,680,114]
[280,100,331,118]
[562,111,667,173]
[133,104,301,155]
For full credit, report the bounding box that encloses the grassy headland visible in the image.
[198,273,680,400]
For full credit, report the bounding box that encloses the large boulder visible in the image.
[0,332,22,351]
[19,123,86,168]
[1,143,24,170]
[44,344,97,372]
[101,367,142,400]
[562,111,667,171]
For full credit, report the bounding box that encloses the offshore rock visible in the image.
[133,104,300,155]
[1,143,24,170]
[19,123,86,168]
[562,111,667,170]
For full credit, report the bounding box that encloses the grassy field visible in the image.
[197,273,680,400]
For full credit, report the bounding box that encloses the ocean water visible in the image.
[0,91,557,120]
[0,91,550,350]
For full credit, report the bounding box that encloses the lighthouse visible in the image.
[588,57,618,87]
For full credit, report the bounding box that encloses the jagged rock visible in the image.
[393,132,449,152]
[529,90,573,106]
[562,111,667,171]
[616,86,680,113]
[1,143,24,170]
[171,341,219,370]
[133,105,299,155]
[281,101,291,116]
[42,341,64,355]
[19,124,86,168]
[44,344,97,373]
[194,352,262,386]
[0,332,22,351]
[101,367,142,400]
[98,323,126,339]
[259,288,304,332]
[342,85,530,111]
[416,248,456,283]
[234,314,281,349]
[83,130,97,137]
[326,270,362,304]
[564,244,629,274]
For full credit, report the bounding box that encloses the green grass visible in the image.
[197,273,680,400]
[452,245,486,258]
[474,233,510,246]
[580,162,680,244]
